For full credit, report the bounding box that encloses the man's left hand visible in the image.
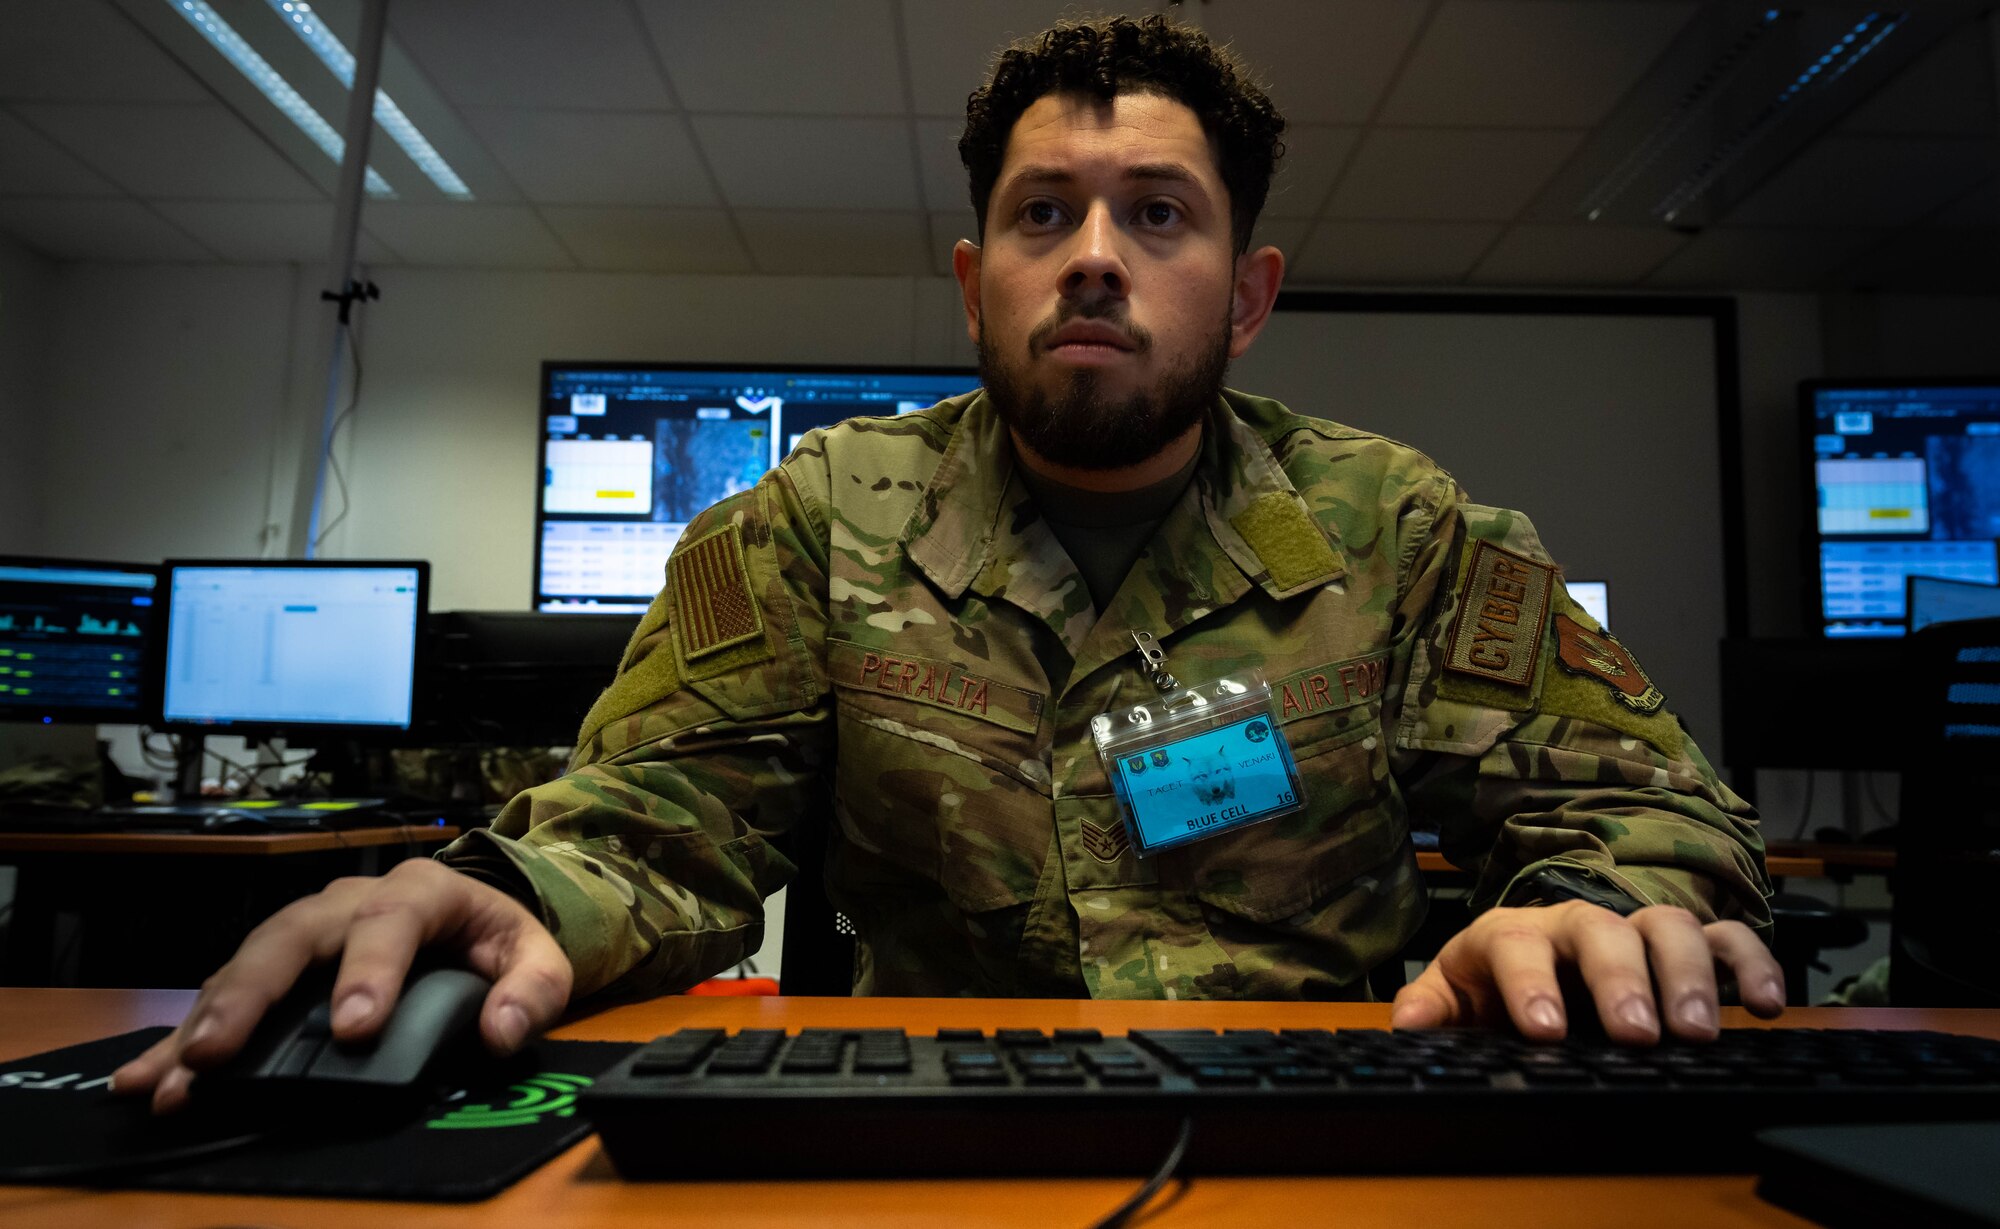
[1388,901,1785,1044]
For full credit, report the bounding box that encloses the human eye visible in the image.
[1134,198,1183,228]
[1017,197,1068,230]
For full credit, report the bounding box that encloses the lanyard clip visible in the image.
[1131,630,1177,694]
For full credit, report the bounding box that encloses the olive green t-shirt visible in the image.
[1014,445,1201,612]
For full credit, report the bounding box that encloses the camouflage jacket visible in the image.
[438,390,1771,1001]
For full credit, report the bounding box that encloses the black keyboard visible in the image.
[582,1025,2000,1178]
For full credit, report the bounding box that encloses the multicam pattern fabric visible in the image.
[438,390,1771,1003]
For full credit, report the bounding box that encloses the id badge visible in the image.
[1090,672,1306,857]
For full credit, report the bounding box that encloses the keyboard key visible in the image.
[1053,1028,1103,1044]
[936,1028,985,1042]
[1023,1068,1086,1085]
[1096,1069,1162,1087]
[997,1029,1051,1047]
[1193,1066,1259,1086]
[948,1067,1010,1086]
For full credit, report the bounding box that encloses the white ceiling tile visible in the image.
[903,2,1100,117]
[539,207,752,274]
[0,110,119,197]
[460,109,716,207]
[1327,128,1584,221]
[0,0,208,103]
[15,103,322,200]
[1264,126,1360,219]
[1288,221,1501,284]
[1839,18,1996,136]
[693,116,919,210]
[1838,226,2000,292]
[359,203,574,268]
[1643,227,1882,290]
[917,117,969,215]
[0,198,213,261]
[637,0,905,115]
[388,0,672,109]
[1469,222,1687,286]
[734,210,929,276]
[151,201,399,264]
[1723,136,1999,229]
[928,209,978,276]
[1203,1,1434,125]
[1380,1,1698,128]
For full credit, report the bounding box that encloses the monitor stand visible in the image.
[172,733,205,801]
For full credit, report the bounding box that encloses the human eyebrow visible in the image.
[997,162,1208,194]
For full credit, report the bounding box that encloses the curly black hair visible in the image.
[958,14,1285,255]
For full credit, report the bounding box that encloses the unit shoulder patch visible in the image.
[1443,540,1555,692]
[1553,614,1664,714]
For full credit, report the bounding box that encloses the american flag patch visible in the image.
[671,524,764,659]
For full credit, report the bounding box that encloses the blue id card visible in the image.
[1106,710,1305,855]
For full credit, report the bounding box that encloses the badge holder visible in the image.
[1089,632,1307,857]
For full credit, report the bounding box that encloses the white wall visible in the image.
[0,232,56,555]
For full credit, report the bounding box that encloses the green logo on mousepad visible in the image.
[0,1027,633,1201]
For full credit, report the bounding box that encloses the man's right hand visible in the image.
[110,858,573,1114]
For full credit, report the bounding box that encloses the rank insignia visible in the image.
[1080,817,1131,863]
[671,524,764,660]
[1554,615,1664,714]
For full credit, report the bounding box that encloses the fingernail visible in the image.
[155,1065,191,1111]
[1762,978,1786,1008]
[493,1003,528,1052]
[1678,996,1718,1032]
[1620,998,1658,1033]
[332,990,375,1032]
[186,1015,216,1049]
[1527,998,1562,1033]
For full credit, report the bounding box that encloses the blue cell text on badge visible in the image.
[1109,713,1305,855]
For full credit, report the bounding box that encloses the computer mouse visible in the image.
[195,964,499,1128]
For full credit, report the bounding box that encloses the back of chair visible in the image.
[1892,615,2000,1006]
[774,800,858,997]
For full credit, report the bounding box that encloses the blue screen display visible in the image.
[1809,384,2000,638]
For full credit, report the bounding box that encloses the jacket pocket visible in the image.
[830,666,1052,914]
[1165,711,1406,923]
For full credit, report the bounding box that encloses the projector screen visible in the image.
[1231,294,1737,760]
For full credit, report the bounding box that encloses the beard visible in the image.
[977,300,1230,471]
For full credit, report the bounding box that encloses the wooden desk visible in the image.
[0,827,459,987]
[1414,840,1894,881]
[4,990,1996,1229]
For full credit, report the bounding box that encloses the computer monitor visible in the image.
[535,363,982,612]
[1907,574,2000,634]
[1804,378,2000,638]
[159,560,428,735]
[1567,580,1609,630]
[0,556,161,725]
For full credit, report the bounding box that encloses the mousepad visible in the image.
[0,1027,635,1201]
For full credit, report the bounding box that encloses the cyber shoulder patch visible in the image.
[1443,540,1554,690]
[1554,614,1664,714]
[670,523,765,660]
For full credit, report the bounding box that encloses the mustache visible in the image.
[1026,302,1152,355]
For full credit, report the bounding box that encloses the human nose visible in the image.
[1058,202,1130,304]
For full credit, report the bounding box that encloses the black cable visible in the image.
[312,321,365,552]
[1089,1116,1193,1229]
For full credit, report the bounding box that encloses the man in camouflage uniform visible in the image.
[119,16,1780,1111]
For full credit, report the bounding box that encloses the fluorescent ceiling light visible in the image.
[166,0,394,197]
[268,0,474,200]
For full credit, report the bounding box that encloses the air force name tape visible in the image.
[1444,540,1555,690]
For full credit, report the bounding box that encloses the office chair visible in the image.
[774,805,858,997]
[1890,614,2000,1006]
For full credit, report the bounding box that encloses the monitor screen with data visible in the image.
[0,556,159,724]
[160,561,427,732]
[535,363,981,612]
[1805,380,2000,638]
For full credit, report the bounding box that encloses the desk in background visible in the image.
[0,826,458,988]
[3,990,1996,1228]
